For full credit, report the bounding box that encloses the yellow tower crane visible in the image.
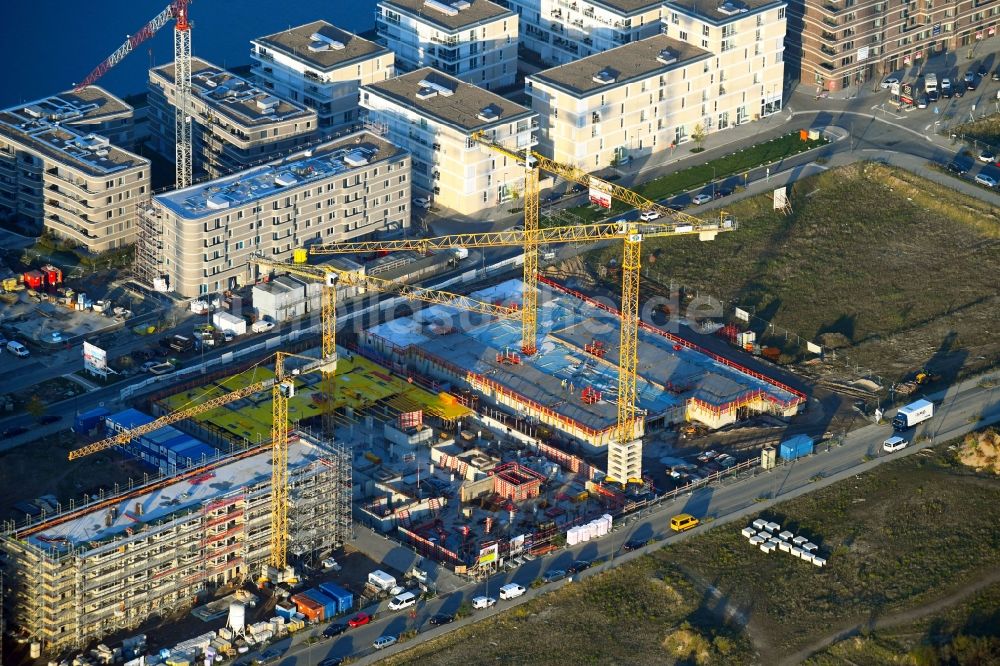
[309,219,732,483]
[68,351,327,583]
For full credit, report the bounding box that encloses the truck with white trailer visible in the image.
[892,399,934,431]
[924,72,938,94]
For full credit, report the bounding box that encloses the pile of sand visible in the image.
[957,429,1000,474]
[662,626,712,665]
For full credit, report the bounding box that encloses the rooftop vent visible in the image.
[343,150,369,167]
[74,134,111,151]
[206,194,232,210]
[592,68,618,85]
[417,77,456,97]
[717,1,748,15]
[477,103,502,122]
[424,0,464,15]
[23,106,44,119]
[657,48,678,65]
[308,32,346,51]
[274,172,298,187]
[256,96,280,112]
[416,86,438,100]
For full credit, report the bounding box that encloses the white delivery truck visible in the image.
[892,399,934,431]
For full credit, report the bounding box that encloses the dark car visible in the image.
[714,187,733,199]
[319,659,343,666]
[571,183,587,193]
[323,622,348,638]
[429,613,454,625]
[2,426,29,438]
[941,85,953,99]
[953,81,965,97]
[965,71,977,90]
[38,415,62,425]
[622,538,649,552]
[993,68,1000,82]
[544,192,561,203]
[946,161,968,175]
[131,348,154,362]
[927,89,939,103]
[541,569,566,583]
[977,64,988,77]
[567,560,591,574]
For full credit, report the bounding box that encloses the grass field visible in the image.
[653,442,1000,661]
[584,162,1000,382]
[382,558,757,666]
[804,580,1000,665]
[953,113,1000,148]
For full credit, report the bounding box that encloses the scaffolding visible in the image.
[0,434,351,656]
[133,199,164,289]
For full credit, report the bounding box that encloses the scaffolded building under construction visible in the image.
[0,433,350,654]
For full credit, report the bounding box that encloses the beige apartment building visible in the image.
[787,0,1000,92]
[0,87,150,253]
[136,131,410,297]
[251,20,395,131]
[361,68,537,215]
[148,58,319,180]
[499,0,665,66]
[662,0,788,123]
[376,0,518,90]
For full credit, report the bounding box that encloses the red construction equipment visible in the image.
[496,349,521,365]
[580,387,602,404]
[584,340,607,358]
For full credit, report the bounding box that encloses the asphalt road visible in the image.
[252,371,1000,666]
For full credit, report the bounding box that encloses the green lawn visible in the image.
[569,132,828,222]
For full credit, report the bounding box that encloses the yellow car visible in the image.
[670,513,700,532]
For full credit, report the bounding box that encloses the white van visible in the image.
[499,583,526,600]
[6,341,29,358]
[883,436,908,453]
[387,591,418,611]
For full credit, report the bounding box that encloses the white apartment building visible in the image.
[376,0,518,90]
[148,58,319,180]
[661,0,787,122]
[0,88,150,253]
[251,21,395,132]
[497,0,664,66]
[361,68,537,215]
[136,132,410,297]
[527,35,713,168]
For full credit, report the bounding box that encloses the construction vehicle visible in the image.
[75,0,192,188]
[914,369,939,385]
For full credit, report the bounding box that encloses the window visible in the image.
[679,30,688,41]
[778,7,785,18]
[702,25,710,36]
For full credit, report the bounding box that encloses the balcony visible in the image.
[253,48,274,62]
[820,44,837,56]
[822,16,839,27]
[820,30,837,41]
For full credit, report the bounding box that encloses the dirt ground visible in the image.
[577,163,1000,386]
[0,429,150,525]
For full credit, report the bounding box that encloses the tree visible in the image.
[25,395,45,420]
[691,123,707,152]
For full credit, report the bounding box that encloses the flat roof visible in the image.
[155,131,405,219]
[366,279,801,434]
[664,0,784,22]
[529,34,710,97]
[152,58,315,128]
[364,68,534,132]
[254,20,390,71]
[0,87,145,176]
[590,0,665,13]
[23,435,332,551]
[381,0,513,31]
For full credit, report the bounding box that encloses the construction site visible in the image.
[0,432,350,654]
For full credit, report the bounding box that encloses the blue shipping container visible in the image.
[779,434,814,461]
[74,407,111,434]
[318,582,354,614]
[303,589,338,619]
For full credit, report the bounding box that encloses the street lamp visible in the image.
[711,166,716,198]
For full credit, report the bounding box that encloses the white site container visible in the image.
[790,546,804,559]
[792,536,808,547]
[566,527,580,546]
[778,530,794,541]
[778,541,792,553]
[602,514,614,531]
[748,535,766,546]
[800,552,815,564]
[760,541,776,554]
[764,522,780,533]
[741,527,756,539]
[752,519,768,531]
[812,557,827,567]
[594,520,609,537]
[803,542,818,553]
